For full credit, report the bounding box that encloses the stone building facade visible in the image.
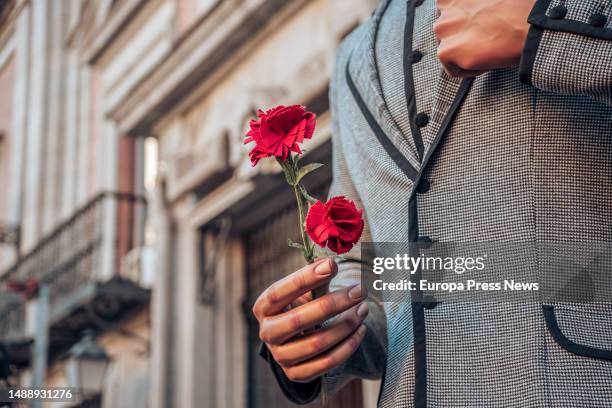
[0,1,379,407]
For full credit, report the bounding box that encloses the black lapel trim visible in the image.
[518,24,544,86]
[372,0,417,160]
[408,196,419,242]
[543,305,612,361]
[409,77,474,202]
[518,0,548,85]
[403,0,425,160]
[408,197,426,408]
[411,301,427,407]
[408,76,473,408]
[346,60,419,182]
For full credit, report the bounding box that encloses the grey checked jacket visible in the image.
[263,0,612,406]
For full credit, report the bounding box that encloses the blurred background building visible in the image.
[0,0,379,407]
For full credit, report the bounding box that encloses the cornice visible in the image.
[0,0,21,47]
[68,0,146,60]
[108,0,306,136]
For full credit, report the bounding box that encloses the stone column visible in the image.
[42,0,66,234]
[211,238,246,408]
[77,66,92,205]
[173,210,199,408]
[97,121,119,281]
[62,49,78,219]
[149,181,175,408]
[4,4,30,265]
[21,0,49,251]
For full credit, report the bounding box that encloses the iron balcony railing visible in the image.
[0,292,26,342]
[0,192,147,311]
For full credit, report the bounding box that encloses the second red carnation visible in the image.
[305,196,364,255]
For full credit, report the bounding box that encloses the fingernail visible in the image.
[358,325,367,336]
[315,259,332,276]
[348,284,363,300]
[357,302,369,317]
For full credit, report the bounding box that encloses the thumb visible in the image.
[312,258,334,300]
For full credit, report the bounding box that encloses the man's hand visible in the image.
[434,0,535,77]
[253,258,369,383]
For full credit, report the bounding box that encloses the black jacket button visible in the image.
[417,236,434,249]
[415,112,430,128]
[414,0,424,6]
[423,296,439,310]
[589,13,607,27]
[417,179,430,194]
[549,5,567,20]
[412,50,423,64]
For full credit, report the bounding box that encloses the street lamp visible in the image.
[64,330,110,402]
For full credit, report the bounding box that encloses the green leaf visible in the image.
[314,247,334,258]
[302,247,312,262]
[295,163,324,184]
[299,184,318,204]
[287,238,304,250]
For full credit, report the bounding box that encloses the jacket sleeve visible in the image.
[519,0,612,105]
[260,43,388,404]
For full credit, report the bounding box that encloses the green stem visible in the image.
[282,157,325,405]
[280,156,314,264]
[293,182,314,263]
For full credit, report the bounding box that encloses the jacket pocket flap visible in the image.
[543,305,612,361]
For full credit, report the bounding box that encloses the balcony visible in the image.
[0,192,150,358]
[0,292,31,370]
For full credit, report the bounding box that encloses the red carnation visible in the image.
[305,196,364,255]
[244,105,316,166]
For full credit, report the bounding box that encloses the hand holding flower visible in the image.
[247,105,367,401]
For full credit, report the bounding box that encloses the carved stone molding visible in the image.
[108,0,305,136]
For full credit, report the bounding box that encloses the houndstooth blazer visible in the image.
[263,0,612,406]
